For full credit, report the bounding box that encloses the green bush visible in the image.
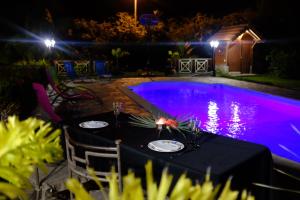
[0,64,48,118]
[266,48,299,78]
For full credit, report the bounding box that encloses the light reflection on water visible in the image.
[129,81,300,163]
[205,101,220,134]
[227,102,244,138]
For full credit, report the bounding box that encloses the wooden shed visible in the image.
[208,24,261,74]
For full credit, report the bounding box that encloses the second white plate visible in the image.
[79,120,109,129]
[148,140,184,152]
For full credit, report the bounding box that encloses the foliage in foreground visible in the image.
[0,116,63,199]
[66,161,254,200]
[225,74,300,90]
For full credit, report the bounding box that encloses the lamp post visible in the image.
[210,40,219,77]
[134,0,138,25]
[44,38,56,69]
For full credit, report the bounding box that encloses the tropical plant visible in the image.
[66,160,255,200]
[0,116,63,199]
[167,42,193,69]
[111,48,130,71]
[177,42,193,58]
[167,50,180,68]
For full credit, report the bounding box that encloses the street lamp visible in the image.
[210,40,219,77]
[44,38,56,68]
[44,38,55,49]
[134,0,138,24]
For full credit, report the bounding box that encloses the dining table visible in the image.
[66,111,273,200]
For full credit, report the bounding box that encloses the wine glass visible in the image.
[188,117,202,148]
[113,102,123,125]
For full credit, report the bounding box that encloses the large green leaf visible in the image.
[0,116,63,199]
[67,160,255,200]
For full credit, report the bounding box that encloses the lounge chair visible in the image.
[46,67,103,105]
[63,60,78,80]
[63,60,97,83]
[32,82,62,123]
[94,60,112,80]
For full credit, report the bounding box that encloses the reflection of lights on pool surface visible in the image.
[206,101,219,134]
[129,81,300,163]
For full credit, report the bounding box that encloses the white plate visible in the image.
[79,121,109,129]
[148,140,184,152]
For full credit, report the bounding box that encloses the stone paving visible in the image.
[71,76,300,118]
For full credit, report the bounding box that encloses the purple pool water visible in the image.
[129,81,300,163]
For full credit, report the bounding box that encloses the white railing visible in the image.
[54,60,91,75]
[178,58,211,74]
[74,60,90,74]
[54,60,66,74]
[178,59,193,73]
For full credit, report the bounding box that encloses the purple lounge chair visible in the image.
[45,67,102,104]
[32,82,62,123]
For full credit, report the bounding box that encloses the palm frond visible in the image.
[129,113,192,138]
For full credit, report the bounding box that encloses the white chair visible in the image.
[30,161,68,200]
[63,126,122,198]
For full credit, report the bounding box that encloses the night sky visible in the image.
[0,0,299,38]
[0,0,258,23]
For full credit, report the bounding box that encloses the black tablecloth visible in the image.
[66,112,273,200]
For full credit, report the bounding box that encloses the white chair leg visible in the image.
[35,167,40,200]
[69,170,74,200]
[41,184,48,200]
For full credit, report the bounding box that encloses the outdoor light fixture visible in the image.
[210,40,219,77]
[210,40,219,48]
[44,38,55,49]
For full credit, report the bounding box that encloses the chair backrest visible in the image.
[94,60,107,76]
[63,61,77,79]
[45,67,65,96]
[46,66,60,85]
[63,126,122,191]
[32,82,62,123]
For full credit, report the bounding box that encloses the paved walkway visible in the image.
[70,77,300,118]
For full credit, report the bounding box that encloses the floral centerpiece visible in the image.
[129,112,191,137]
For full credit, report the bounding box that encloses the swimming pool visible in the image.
[128,81,300,163]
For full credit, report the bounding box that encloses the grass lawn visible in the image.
[224,74,300,90]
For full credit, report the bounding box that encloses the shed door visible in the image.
[241,34,254,73]
[228,42,241,72]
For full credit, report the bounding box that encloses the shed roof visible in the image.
[208,24,261,41]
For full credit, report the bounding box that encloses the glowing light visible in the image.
[44,38,55,49]
[156,117,166,125]
[228,102,242,137]
[209,40,219,48]
[206,101,219,133]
